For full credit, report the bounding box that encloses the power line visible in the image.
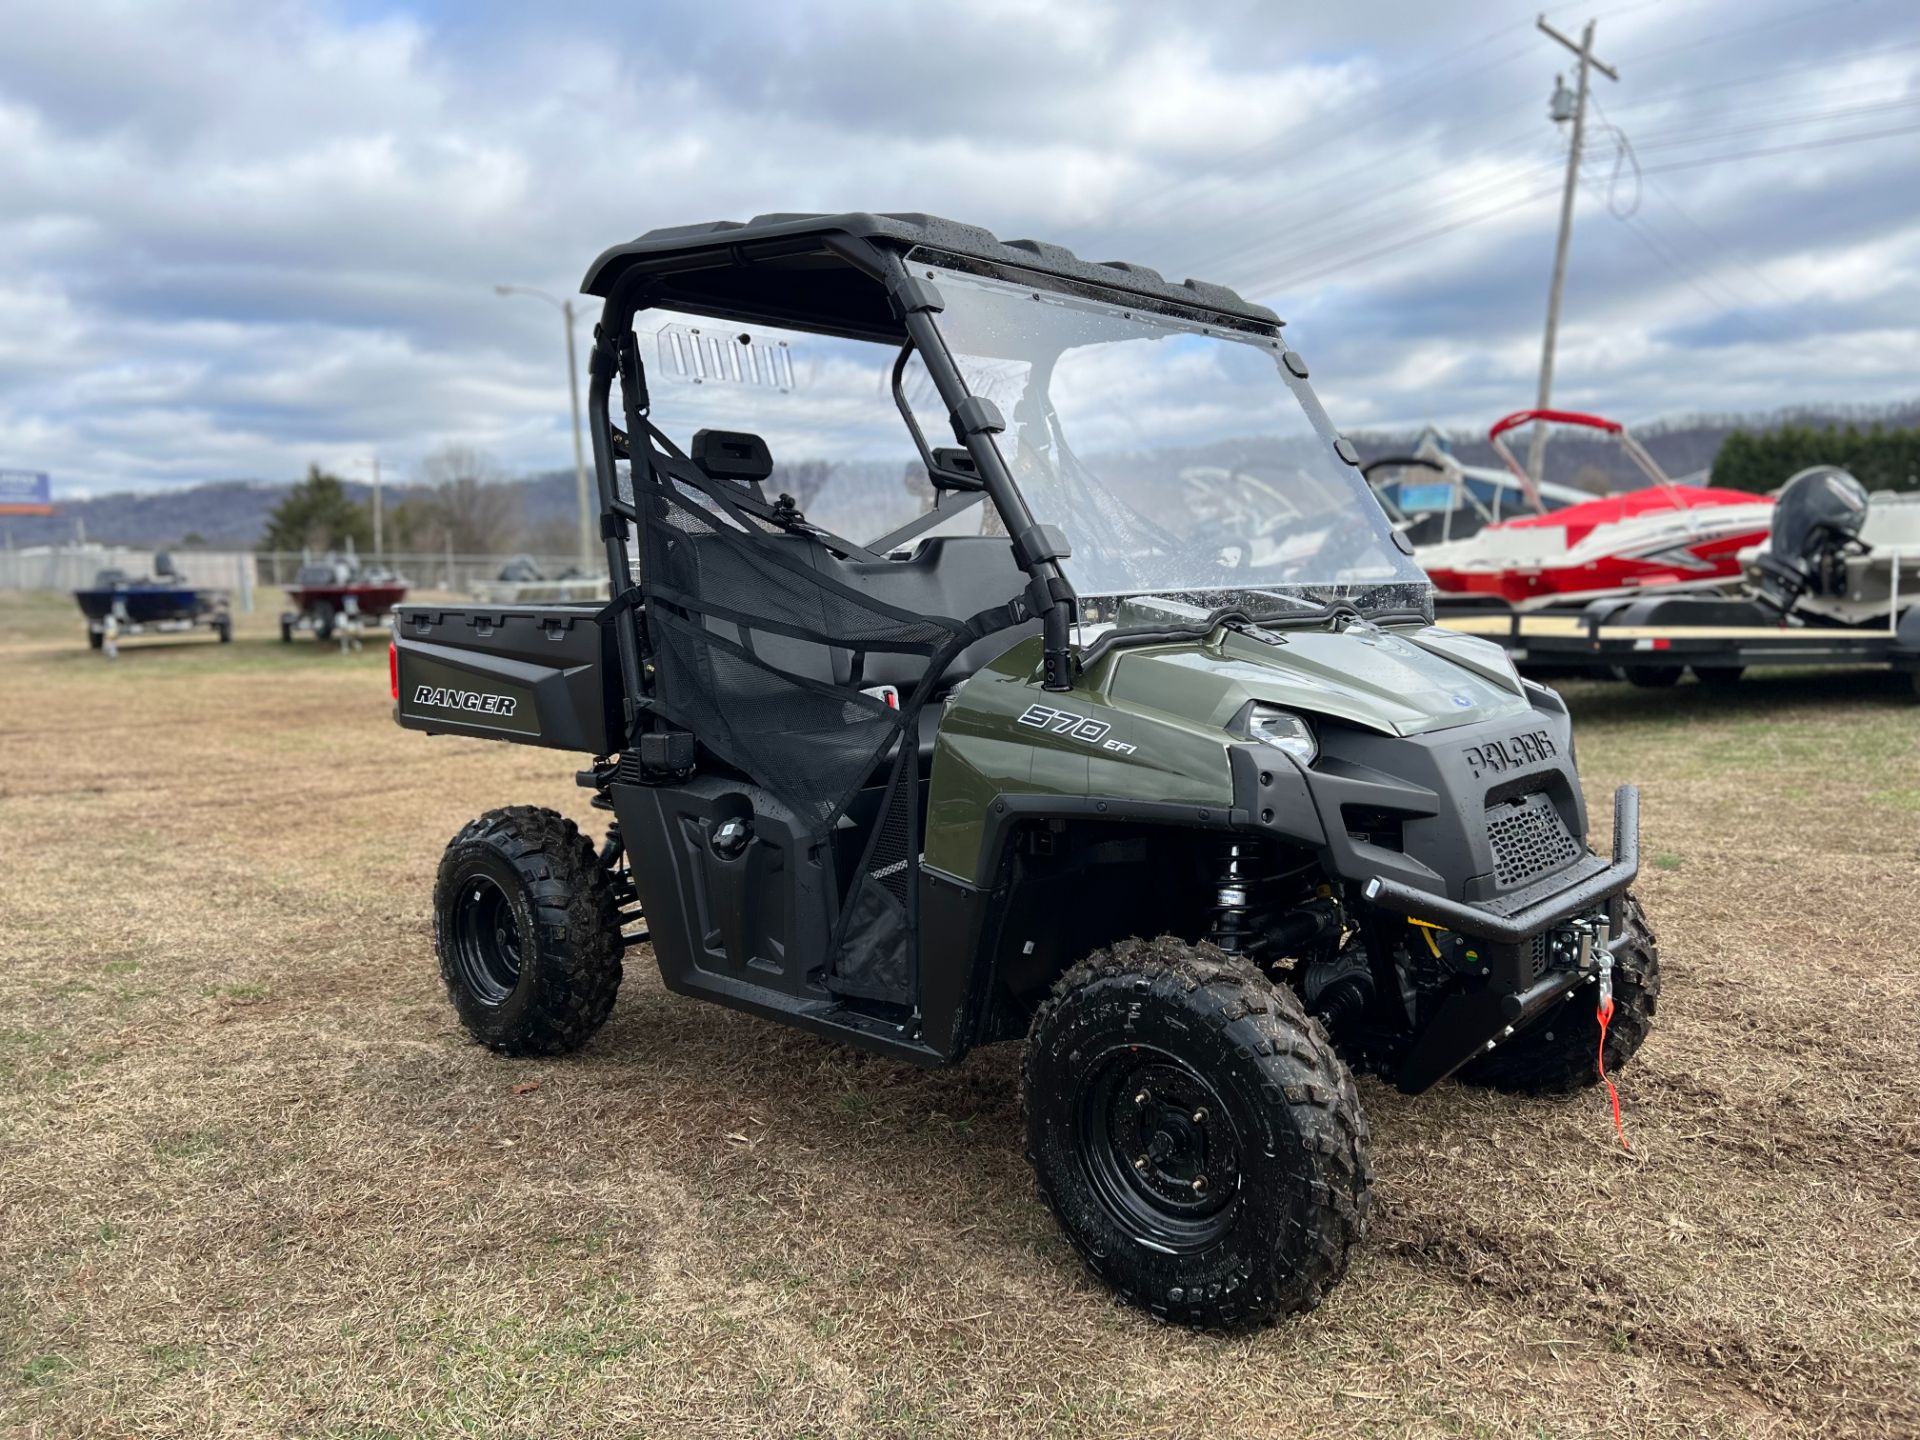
[1081,14,1550,244]
[1252,118,1920,295]
[1620,94,1920,152]
[1202,35,1917,287]
[1253,182,1567,292]
[1612,0,1878,65]
[1575,169,1784,335]
[1633,120,1920,175]
[1237,89,1919,284]
[1196,152,1564,285]
[1590,93,1803,311]
[1228,84,1920,284]
[1618,34,1920,107]
[1129,4,1919,305]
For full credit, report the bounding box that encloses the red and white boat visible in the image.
[1418,408,1774,610]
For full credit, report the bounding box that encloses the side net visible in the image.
[630,439,1018,1007]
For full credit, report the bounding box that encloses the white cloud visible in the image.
[0,0,1915,497]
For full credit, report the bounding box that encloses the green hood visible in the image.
[1105,622,1531,738]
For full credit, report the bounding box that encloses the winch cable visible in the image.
[1596,973,1631,1154]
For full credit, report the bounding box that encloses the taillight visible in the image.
[389,641,399,699]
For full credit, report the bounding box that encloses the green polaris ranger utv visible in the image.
[392,213,1657,1327]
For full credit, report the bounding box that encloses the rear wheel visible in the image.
[314,604,335,642]
[434,806,624,1055]
[1023,937,1371,1328]
[87,626,103,650]
[1693,665,1743,686]
[1458,894,1660,1093]
[215,615,233,643]
[279,615,294,643]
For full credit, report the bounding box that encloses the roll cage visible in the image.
[578,212,1289,743]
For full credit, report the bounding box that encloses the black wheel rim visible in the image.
[1073,1046,1242,1253]
[450,874,523,1007]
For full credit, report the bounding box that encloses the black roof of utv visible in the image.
[580,211,1280,344]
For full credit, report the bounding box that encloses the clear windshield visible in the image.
[923,262,1431,623]
[629,307,944,546]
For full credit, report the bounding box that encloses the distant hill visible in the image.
[9,398,1918,549]
[0,470,584,551]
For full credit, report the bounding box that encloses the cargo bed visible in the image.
[392,602,623,754]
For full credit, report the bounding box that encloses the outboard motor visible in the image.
[1752,466,1870,615]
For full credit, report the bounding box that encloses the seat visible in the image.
[838,538,1036,772]
[659,427,1035,776]
[690,429,774,503]
[833,536,1036,693]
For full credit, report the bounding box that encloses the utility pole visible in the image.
[560,299,591,571]
[1529,14,1619,487]
[496,284,594,571]
[351,455,385,560]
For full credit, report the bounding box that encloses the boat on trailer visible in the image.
[1416,409,1775,611]
[1441,466,1920,693]
[73,554,231,657]
[471,554,609,605]
[281,551,409,645]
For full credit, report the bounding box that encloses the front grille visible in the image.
[1527,933,1548,977]
[1487,793,1581,888]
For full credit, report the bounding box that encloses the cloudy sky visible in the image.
[3,0,1916,497]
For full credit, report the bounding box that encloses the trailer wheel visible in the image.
[1023,937,1371,1328]
[87,627,103,651]
[1458,894,1660,1094]
[434,806,624,1056]
[1693,665,1743,686]
[314,604,335,642]
[279,616,294,643]
[1626,666,1682,689]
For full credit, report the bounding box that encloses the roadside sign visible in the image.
[0,470,52,515]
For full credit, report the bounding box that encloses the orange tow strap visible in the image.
[1596,993,1630,1153]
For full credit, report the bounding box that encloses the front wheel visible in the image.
[1458,894,1660,1093]
[1023,938,1372,1328]
[434,806,624,1055]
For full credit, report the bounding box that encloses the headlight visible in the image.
[1246,706,1317,765]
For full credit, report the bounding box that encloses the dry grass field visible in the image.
[2,588,1917,1438]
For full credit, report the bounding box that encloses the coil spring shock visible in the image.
[1210,840,1257,953]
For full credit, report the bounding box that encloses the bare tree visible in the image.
[415,445,523,553]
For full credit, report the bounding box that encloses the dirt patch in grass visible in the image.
[1,593,1916,1437]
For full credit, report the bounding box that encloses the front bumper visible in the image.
[1362,784,1640,943]
[1370,784,1641,1093]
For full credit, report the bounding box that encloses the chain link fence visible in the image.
[1,547,608,610]
[254,549,593,595]
[0,546,258,608]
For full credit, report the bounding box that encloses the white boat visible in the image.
[1401,409,1774,611]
